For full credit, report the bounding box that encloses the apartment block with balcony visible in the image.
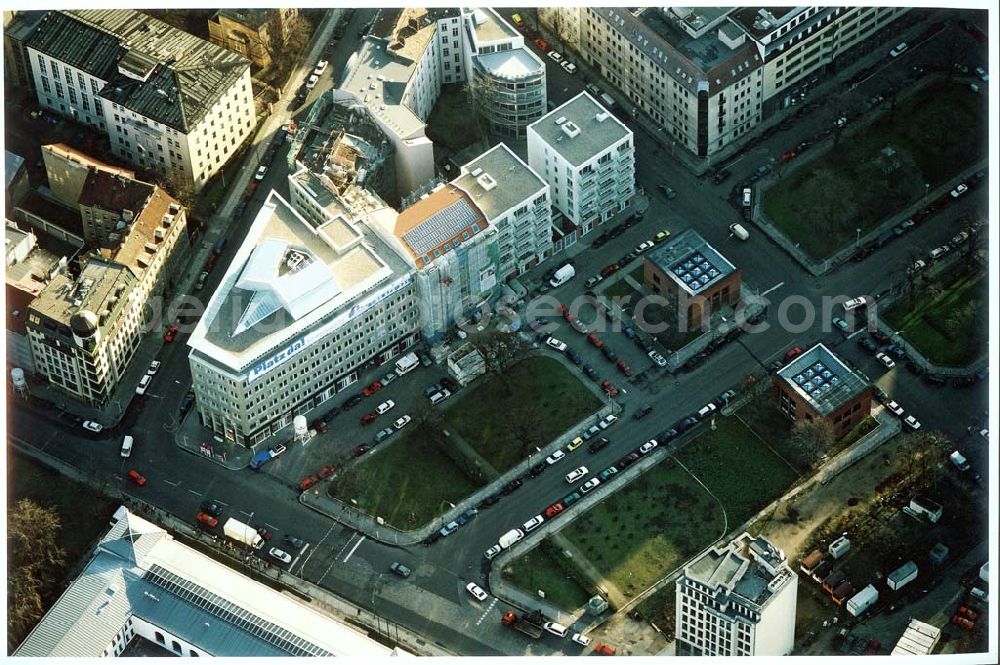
[527,92,634,246]
[453,143,552,280]
[23,9,254,191]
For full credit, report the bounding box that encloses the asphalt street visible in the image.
[7,7,990,658]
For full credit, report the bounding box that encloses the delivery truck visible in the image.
[223,518,264,549]
[394,351,419,375]
[846,584,879,617]
[548,264,576,288]
[501,610,544,639]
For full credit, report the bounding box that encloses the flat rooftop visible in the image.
[776,343,870,416]
[729,7,800,37]
[5,229,64,296]
[529,92,631,167]
[686,534,792,610]
[30,256,131,326]
[188,190,409,373]
[453,143,546,221]
[637,7,741,71]
[646,228,736,296]
[467,7,517,43]
[339,38,425,139]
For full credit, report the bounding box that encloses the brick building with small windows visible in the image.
[772,342,872,435]
[643,228,741,330]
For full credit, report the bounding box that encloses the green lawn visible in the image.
[675,416,800,527]
[564,458,725,598]
[327,421,484,530]
[603,278,640,301]
[763,80,986,259]
[883,270,986,366]
[501,543,593,613]
[445,356,601,473]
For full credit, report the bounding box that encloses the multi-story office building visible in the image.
[462,7,546,139]
[545,6,909,158]
[22,9,254,191]
[675,532,797,656]
[527,92,635,245]
[188,189,419,447]
[453,143,552,279]
[27,257,142,406]
[15,507,399,657]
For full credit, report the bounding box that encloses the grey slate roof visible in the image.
[25,9,249,133]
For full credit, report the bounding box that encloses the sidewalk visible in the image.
[173,402,252,470]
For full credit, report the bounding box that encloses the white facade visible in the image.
[24,10,254,191]
[188,188,419,446]
[527,92,635,237]
[675,533,797,656]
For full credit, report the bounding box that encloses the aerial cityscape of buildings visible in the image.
[3,5,993,660]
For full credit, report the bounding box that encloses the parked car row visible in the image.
[872,390,921,431]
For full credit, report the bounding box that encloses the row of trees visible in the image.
[7,500,67,652]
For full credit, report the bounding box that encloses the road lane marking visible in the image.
[760,281,784,297]
[187,489,202,496]
[847,329,865,340]
[265,522,279,531]
[163,479,181,487]
[342,535,366,563]
[475,597,499,626]
[334,532,358,560]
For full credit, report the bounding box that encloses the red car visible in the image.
[533,37,549,52]
[557,303,575,322]
[311,419,329,433]
[779,150,797,162]
[958,606,978,621]
[164,324,178,343]
[617,360,633,377]
[952,616,975,630]
[300,475,320,490]
[544,503,565,518]
[352,445,371,457]
[594,643,617,656]
[587,333,604,348]
[600,263,621,277]
[360,413,377,425]
[362,381,382,397]
[784,346,803,361]
[127,469,147,486]
[319,464,336,479]
[195,512,218,527]
[600,380,619,397]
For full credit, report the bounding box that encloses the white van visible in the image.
[543,622,569,638]
[136,374,152,395]
[498,528,525,549]
[120,435,134,458]
[730,223,749,240]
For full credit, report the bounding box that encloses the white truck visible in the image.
[730,223,749,240]
[394,351,419,376]
[549,264,576,288]
[223,518,264,550]
[846,584,879,617]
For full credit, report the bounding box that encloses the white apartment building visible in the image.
[23,9,254,191]
[544,6,909,158]
[453,143,552,279]
[188,188,419,447]
[675,533,798,656]
[527,92,635,245]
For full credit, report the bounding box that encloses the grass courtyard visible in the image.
[425,84,483,154]
[327,421,485,530]
[444,356,602,473]
[883,269,986,366]
[762,80,986,259]
[501,542,593,613]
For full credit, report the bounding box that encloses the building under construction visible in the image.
[287,89,397,206]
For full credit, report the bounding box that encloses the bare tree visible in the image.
[510,403,546,458]
[789,418,835,468]
[7,499,67,650]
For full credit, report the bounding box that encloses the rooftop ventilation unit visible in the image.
[561,121,581,139]
[471,167,483,177]
[555,116,567,125]
[143,242,157,254]
[122,209,134,221]
[154,228,165,241]
[596,112,609,123]
[168,203,180,214]
[477,173,497,191]
[161,214,173,227]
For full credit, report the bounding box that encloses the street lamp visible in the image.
[856,228,861,248]
[438,501,456,531]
